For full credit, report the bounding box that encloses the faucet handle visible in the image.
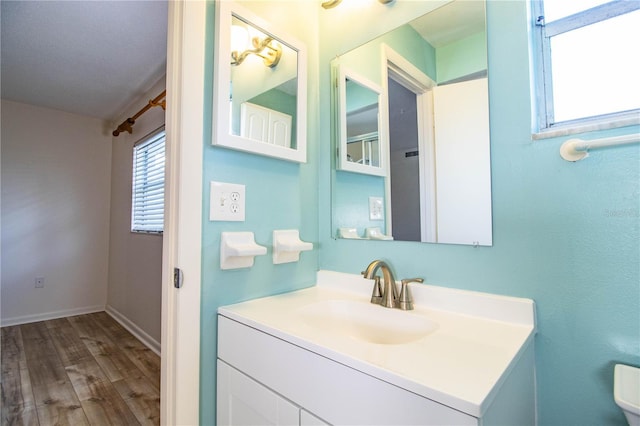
[398,278,423,310]
[370,276,383,304]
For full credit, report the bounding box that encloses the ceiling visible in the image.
[410,0,485,48]
[1,1,168,122]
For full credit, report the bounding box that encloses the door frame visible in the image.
[380,44,437,243]
[161,0,205,424]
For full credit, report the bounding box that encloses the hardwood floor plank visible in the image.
[36,401,89,426]
[79,385,141,426]
[44,318,71,330]
[68,315,142,383]
[31,376,79,408]
[112,373,160,425]
[47,321,93,366]
[19,323,58,361]
[1,368,35,412]
[1,326,28,374]
[32,378,89,425]
[1,404,39,426]
[24,356,67,389]
[65,358,141,425]
[64,359,111,402]
[90,313,132,341]
[118,344,160,391]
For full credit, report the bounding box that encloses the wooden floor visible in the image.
[1,312,160,426]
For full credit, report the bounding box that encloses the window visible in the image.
[132,129,166,233]
[533,0,640,131]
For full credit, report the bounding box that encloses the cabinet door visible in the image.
[268,109,292,148]
[300,409,330,426]
[218,360,299,426]
[240,102,270,143]
[241,102,292,147]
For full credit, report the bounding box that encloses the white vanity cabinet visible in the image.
[217,271,537,426]
[217,316,478,425]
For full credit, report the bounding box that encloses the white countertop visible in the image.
[218,270,536,417]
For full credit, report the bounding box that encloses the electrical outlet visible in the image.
[210,181,245,221]
[369,197,384,221]
[35,276,45,288]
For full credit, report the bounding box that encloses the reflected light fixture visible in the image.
[321,0,394,8]
[321,0,342,8]
[230,24,282,68]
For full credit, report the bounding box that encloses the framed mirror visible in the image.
[213,1,307,163]
[332,0,492,246]
[337,66,386,177]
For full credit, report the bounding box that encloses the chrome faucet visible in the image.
[362,260,424,310]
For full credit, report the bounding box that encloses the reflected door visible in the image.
[433,77,491,246]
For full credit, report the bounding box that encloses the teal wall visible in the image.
[336,22,436,88]
[200,1,319,424]
[345,80,378,113]
[319,1,639,426]
[436,30,487,83]
[333,172,385,237]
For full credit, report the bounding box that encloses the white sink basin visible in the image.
[297,299,438,345]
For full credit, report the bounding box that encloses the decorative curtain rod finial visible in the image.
[113,90,166,137]
[112,118,135,137]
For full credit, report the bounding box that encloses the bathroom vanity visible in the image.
[217,271,537,425]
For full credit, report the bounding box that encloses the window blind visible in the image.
[131,130,166,233]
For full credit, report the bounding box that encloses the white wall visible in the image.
[1,100,112,325]
[106,77,165,351]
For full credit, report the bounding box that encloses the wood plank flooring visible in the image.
[1,312,160,426]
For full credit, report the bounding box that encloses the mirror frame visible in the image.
[337,65,387,177]
[213,1,308,163]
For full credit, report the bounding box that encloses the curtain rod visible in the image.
[112,90,166,137]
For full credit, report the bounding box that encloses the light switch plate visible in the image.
[210,181,245,221]
[369,196,384,220]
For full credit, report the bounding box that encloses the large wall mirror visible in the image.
[332,0,492,246]
[213,1,307,163]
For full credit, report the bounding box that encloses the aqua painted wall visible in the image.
[200,1,319,424]
[436,30,487,83]
[319,1,639,426]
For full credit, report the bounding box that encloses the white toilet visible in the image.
[615,364,640,426]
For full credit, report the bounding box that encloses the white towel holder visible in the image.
[220,232,267,270]
[273,230,313,264]
[365,227,394,240]
[560,134,639,161]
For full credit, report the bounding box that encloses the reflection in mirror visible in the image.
[230,15,298,149]
[332,0,492,245]
[213,1,307,163]
[337,67,386,176]
[346,80,379,167]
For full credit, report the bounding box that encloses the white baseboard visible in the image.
[1,305,106,327]
[105,305,161,356]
